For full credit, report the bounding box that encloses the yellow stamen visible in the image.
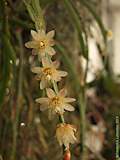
[43,68,52,75]
[40,41,45,49]
[51,96,60,107]
[43,67,52,80]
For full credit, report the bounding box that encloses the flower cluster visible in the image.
[25,29,77,152]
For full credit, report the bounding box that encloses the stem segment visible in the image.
[78,88,86,159]
[11,30,24,160]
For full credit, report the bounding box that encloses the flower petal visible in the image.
[52,60,60,69]
[64,104,75,111]
[31,67,42,74]
[46,88,56,98]
[38,29,46,37]
[56,106,65,115]
[46,47,56,56]
[42,57,50,67]
[40,104,49,111]
[68,135,77,144]
[69,125,77,132]
[32,49,38,55]
[35,74,41,81]
[59,88,67,97]
[25,41,38,49]
[40,78,47,89]
[56,123,77,149]
[31,30,40,40]
[64,98,76,103]
[53,72,62,82]
[47,30,55,39]
[49,39,55,46]
[58,71,68,77]
[35,97,49,104]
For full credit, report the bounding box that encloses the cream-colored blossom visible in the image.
[25,29,55,59]
[31,58,68,89]
[35,88,76,115]
[56,123,77,149]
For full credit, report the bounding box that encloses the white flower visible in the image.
[56,123,77,149]
[25,29,55,59]
[35,88,76,115]
[31,57,68,89]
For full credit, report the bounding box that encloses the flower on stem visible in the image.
[31,57,68,89]
[35,88,76,115]
[25,29,56,59]
[56,123,77,149]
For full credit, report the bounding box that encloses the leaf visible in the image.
[0,0,16,107]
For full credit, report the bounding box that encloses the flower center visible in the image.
[43,67,52,80]
[51,96,60,107]
[43,67,52,75]
[40,41,45,49]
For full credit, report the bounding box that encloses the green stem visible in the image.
[59,115,65,123]
[79,57,88,159]
[52,80,59,94]
[63,0,88,59]
[0,0,16,109]
[78,88,86,159]
[11,31,24,160]
[0,0,9,108]
[80,0,107,44]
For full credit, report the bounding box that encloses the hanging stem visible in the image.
[78,87,86,159]
[63,0,88,59]
[11,30,24,160]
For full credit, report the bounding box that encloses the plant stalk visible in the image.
[11,30,24,160]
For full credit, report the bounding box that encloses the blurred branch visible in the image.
[0,0,16,108]
[63,0,88,59]
[11,30,24,160]
[80,0,107,44]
